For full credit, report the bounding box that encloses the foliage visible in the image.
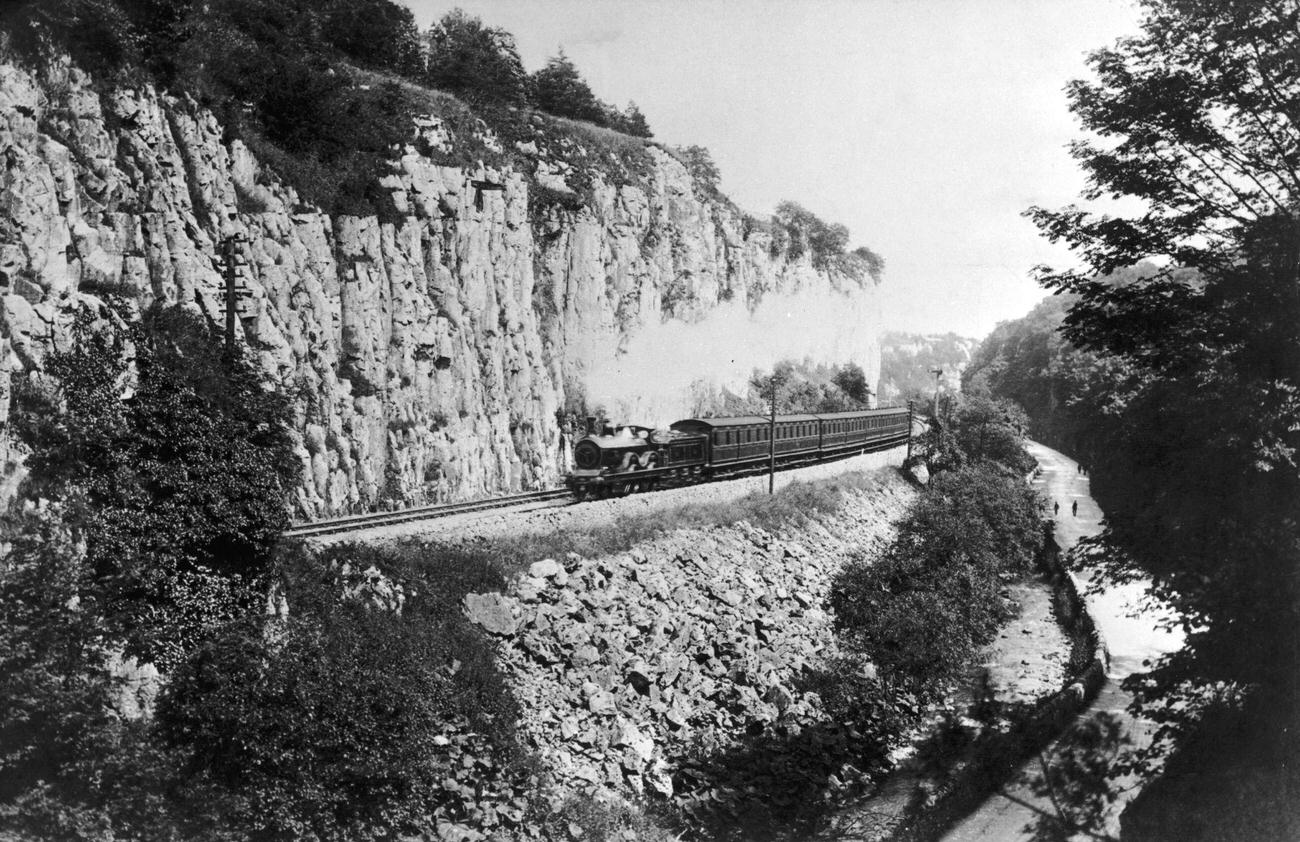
[1024,713,1131,842]
[831,362,872,405]
[528,49,653,136]
[0,509,123,839]
[674,145,723,197]
[767,202,882,283]
[613,101,653,138]
[424,8,529,106]
[1,0,143,80]
[321,0,423,78]
[831,463,1045,691]
[1022,0,1300,718]
[158,543,532,841]
[913,392,1038,477]
[746,359,876,415]
[531,50,604,122]
[11,304,297,669]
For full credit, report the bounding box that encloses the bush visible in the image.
[157,543,530,841]
[832,464,1045,690]
[915,393,1037,477]
[2,0,142,79]
[0,510,122,838]
[12,304,297,670]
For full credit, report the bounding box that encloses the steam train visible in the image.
[565,407,912,499]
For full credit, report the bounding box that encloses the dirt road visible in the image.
[941,441,1182,841]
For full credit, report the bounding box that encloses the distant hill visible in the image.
[878,332,979,405]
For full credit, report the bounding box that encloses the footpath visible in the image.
[941,441,1182,841]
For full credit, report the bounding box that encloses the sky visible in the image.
[405,0,1143,340]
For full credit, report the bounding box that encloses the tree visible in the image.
[321,0,423,78]
[676,145,722,197]
[617,101,653,138]
[424,8,529,106]
[1025,0,1300,725]
[12,304,298,669]
[831,362,871,406]
[530,50,605,123]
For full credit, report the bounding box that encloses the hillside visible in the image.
[0,2,886,517]
[877,332,978,405]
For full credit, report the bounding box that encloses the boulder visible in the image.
[530,558,563,579]
[462,592,517,636]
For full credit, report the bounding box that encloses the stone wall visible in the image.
[0,55,884,517]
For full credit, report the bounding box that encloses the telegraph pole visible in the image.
[929,367,944,420]
[768,376,778,495]
[219,234,252,359]
[906,399,915,462]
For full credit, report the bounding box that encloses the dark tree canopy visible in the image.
[1024,0,1300,717]
[530,50,606,123]
[424,8,529,106]
[13,305,298,668]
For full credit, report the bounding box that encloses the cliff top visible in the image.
[1,0,882,284]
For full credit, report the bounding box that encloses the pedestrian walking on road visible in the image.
[1072,500,1078,517]
[1054,501,1060,516]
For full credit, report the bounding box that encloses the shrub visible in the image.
[158,543,529,840]
[2,0,142,79]
[916,393,1037,477]
[11,304,297,669]
[832,464,1045,690]
[0,510,122,838]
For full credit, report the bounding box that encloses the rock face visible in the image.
[0,55,884,516]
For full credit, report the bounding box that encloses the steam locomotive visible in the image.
[566,407,912,499]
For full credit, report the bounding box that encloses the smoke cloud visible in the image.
[586,286,881,426]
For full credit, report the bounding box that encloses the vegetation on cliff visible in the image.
[0,0,880,276]
[0,307,537,840]
[972,0,1300,835]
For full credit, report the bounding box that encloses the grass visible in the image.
[396,468,895,583]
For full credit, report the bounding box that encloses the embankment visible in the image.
[462,462,917,835]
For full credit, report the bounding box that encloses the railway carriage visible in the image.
[565,406,912,498]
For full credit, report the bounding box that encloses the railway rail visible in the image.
[283,489,572,540]
[284,430,913,540]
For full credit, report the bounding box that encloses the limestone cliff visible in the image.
[0,56,884,517]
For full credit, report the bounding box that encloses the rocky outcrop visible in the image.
[0,55,884,517]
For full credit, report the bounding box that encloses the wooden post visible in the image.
[906,399,915,462]
[223,236,238,354]
[767,388,776,495]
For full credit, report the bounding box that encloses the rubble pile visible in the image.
[463,471,917,825]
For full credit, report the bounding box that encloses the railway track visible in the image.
[286,432,914,540]
[284,489,572,540]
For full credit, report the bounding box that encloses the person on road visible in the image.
[1072,500,1078,517]
[1054,501,1060,516]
